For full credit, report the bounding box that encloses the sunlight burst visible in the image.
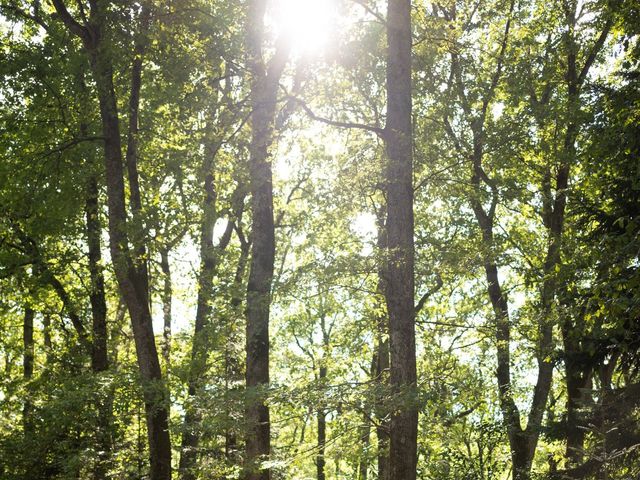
[271,0,336,56]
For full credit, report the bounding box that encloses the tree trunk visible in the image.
[22,306,34,432]
[42,314,52,365]
[358,410,371,480]
[316,365,327,480]
[563,344,591,469]
[22,306,35,480]
[179,145,233,480]
[373,208,390,480]
[49,1,173,475]
[125,5,152,302]
[160,248,172,368]
[85,174,112,480]
[384,1,417,478]
[94,52,171,480]
[244,2,288,478]
[226,226,250,461]
[542,1,611,472]
[473,183,543,480]
[244,94,276,479]
[558,5,581,472]
[90,41,170,480]
[86,176,109,374]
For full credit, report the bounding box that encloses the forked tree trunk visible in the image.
[225,219,250,461]
[558,2,611,471]
[244,77,277,480]
[92,48,171,480]
[445,3,555,476]
[50,2,172,478]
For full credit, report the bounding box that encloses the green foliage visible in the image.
[1,0,639,478]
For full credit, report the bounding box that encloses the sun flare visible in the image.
[271,0,336,56]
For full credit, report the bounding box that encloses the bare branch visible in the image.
[288,96,386,137]
[350,0,385,24]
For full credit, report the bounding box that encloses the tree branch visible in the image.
[288,96,386,137]
[0,2,50,31]
[415,272,444,315]
[350,0,386,24]
[577,15,614,86]
[51,0,89,41]
[481,0,515,118]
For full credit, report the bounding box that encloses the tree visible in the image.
[384,1,418,478]
[1,0,638,478]
[244,0,289,477]
[49,2,171,477]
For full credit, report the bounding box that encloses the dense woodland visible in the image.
[0,0,639,479]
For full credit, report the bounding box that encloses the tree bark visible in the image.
[316,365,327,480]
[179,147,233,480]
[244,2,288,478]
[22,306,34,431]
[159,248,172,368]
[22,306,35,480]
[384,1,417,478]
[86,175,109,374]
[373,209,391,480]
[85,174,112,480]
[225,218,250,461]
[50,2,172,478]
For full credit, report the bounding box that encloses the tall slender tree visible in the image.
[384,0,417,478]
[50,2,171,478]
[244,1,289,478]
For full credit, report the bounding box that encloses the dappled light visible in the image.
[1,0,638,479]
